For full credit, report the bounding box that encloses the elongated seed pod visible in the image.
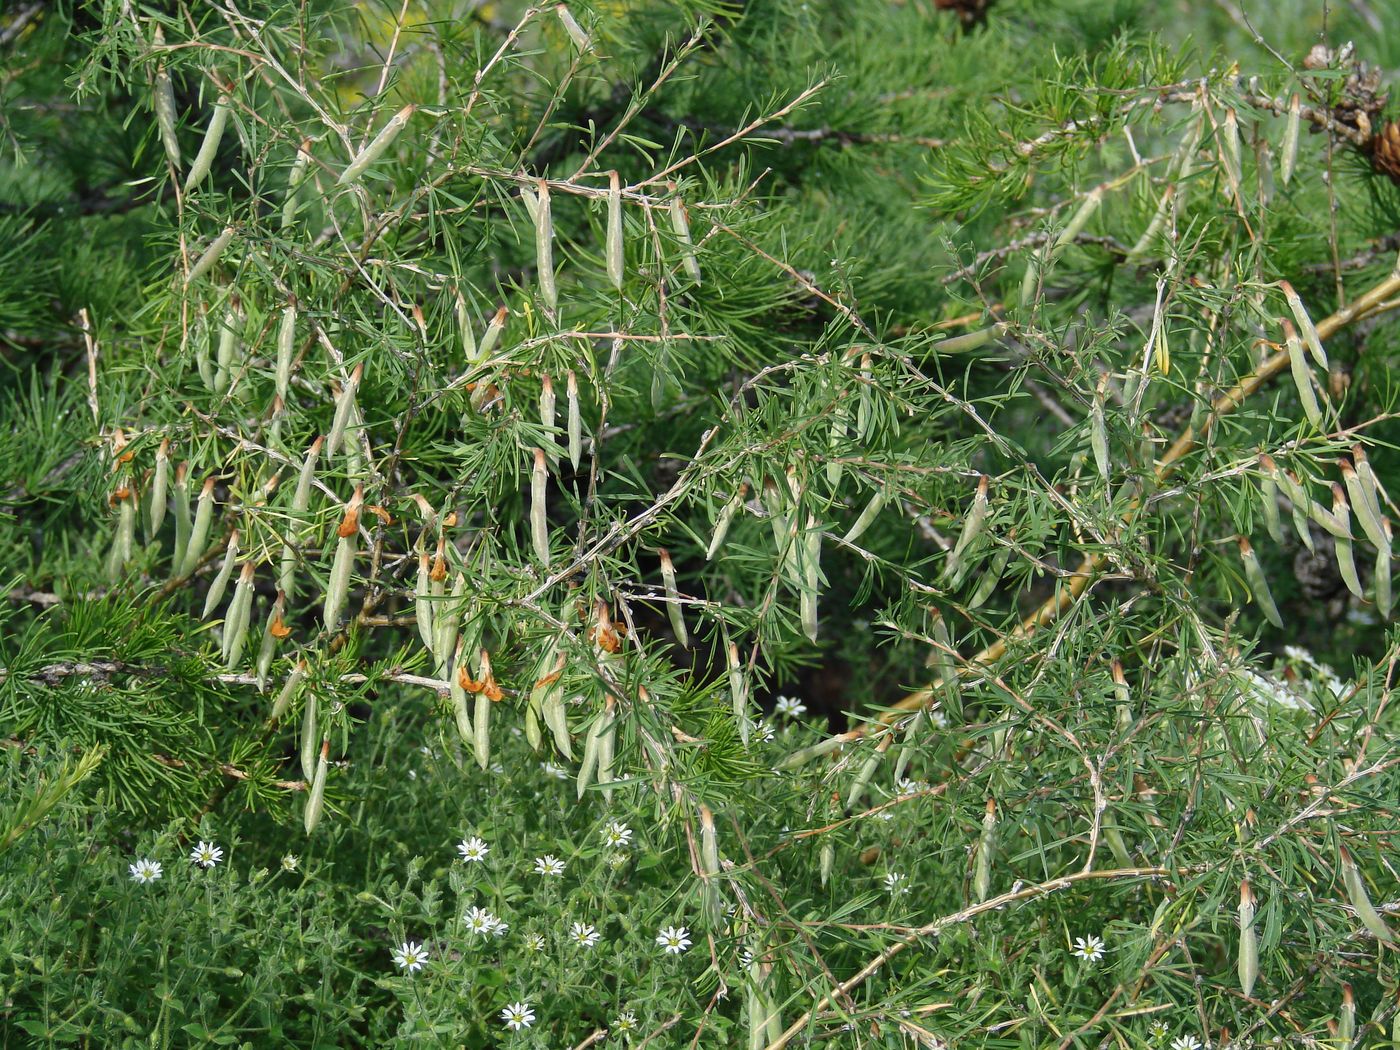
[968,542,1012,610]
[944,474,990,583]
[473,690,491,770]
[1331,485,1364,599]
[337,103,415,187]
[213,303,241,395]
[415,551,434,652]
[846,750,882,811]
[453,289,477,363]
[1154,321,1170,376]
[891,709,924,785]
[303,738,329,834]
[1342,460,1388,555]
[451,653,472,744]
[531,448,549,565]
[659,548,688,648]
[576,710,603,799]
[323,486,362,629]
[152,32,181,169]
[556,4,590,50]
[566,371,582,469]
[1239,537,1283,628]
[708,483,748,560]
[668,183,701,284]
[479,306,507,359]
[270,659,306,722]
[856,352,874,439]
[1340,983,1356,1043]
[542,686,571,759]
[433,570,464,679]
[1353,446,1386,522]
[596,700,615,797]
[203,529,240,618]
[1239,880,1259,998]
[1277,467,1316,552]
[1378,518,1393,619]
[183,95,229,195]
[186,226,235,286]
[223,562,255,668]
[1281,319,1323,428]
[819,842,834,888]
[971,798,997,903]
[539,374,556,446]
[842,489,885,545]
[172,464,192,572]
[180,477,217,576]
[1221,108,1242,186]
[700,804,720,878]
[1090,375,1110,483]
[1280,94,1300,186]
[727,641,749,743]
[148,439,170,537]
[281,140,312,231]
[1257,456,1284,545]
[275,304,296,400]
[300,694,318,781]
[534,179,557,311]
[800,518,821,642]
[1281,281,1329,369]
[1340,842,1395,943]
[326,363,363,459]
[606,170,624,290]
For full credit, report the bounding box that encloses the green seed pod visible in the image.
[727,641,749,743]
[1280,93,1300,186]
[843,489,885,545]
[1342,459,1388,555]
[968,541,1012,610]
[150,438,170,536]
[819,841,834,887]
[256,590,286,690]
[542,687,571,759]
[202,529,240,619]
[479,306,507,359]
[539,373,556,448]
[531,447,549,566]
[183,95,229,195]
[415,551,434,653]
[292,435,322,514]
[1104,823,1132,867]
[524,700,542,751]
[1339,983,1355,1044]
[891,709,924,785]
[566,371,582,469]
[434,572,465,680]
[1281,281,1329,370]
[337,103,415,187]
[973,798,997,902]
[707,483,748,560]
[533,179,557,311]
[846,749,882,811]
[556,4,590,50]
[700,804,720,877]
[1238,880,1259,998]
[1282,319,1323,429]
[597,703,616,798]
[575,711,601,799]
[1339,842,1395,944]
[172,464,192,572]
[323,486,362,630]
[275,304,296,401]
[214,302,241,395]
[659,548,688,649]
[667,182,701,284]
[1154,320,1170,376]
[856,351,874,439]
[303,738,328,834]
[1220,107,1242,187]
[1278,468,1316,552]
[186,227,235,286]
[325,362,363,459]
[1377,518,1393,619]
[281,139,312,230]
[270,659,306,722]
[223,562,256,669]
[1257,454,1284,545]
[180,477,217,576]
[1090,375,1110,483]
[1330,485,1364,600]
[454,289,478,362]
[800,517,821,643]
[301,693,318,781]
[151,32,182,169]
[944,474,990,583]
[606,170,624,290]
[473,690,491,771]
[1238,536,1283,629]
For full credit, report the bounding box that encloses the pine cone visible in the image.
[1370,120,1400,185]
[1303,42,1388,139]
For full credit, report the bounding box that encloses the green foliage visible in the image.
[3,0,1400,1046]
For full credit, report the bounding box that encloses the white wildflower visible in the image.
[773,695,807,718]
[392,941,428,973]
[129,858,162,884]
[883,872,909,894]
[500,1001,535,1030]
[1071,934,1106,962]
[457,836,490,863]
[533,855,565,877]
[189,841,223,868]
[568,921,600,948]
[656,925,691,954]
[602,821,633,849]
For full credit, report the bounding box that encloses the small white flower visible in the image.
[656,925,691,954]
[457,836,490,863]
[1170,1038,1202,1050]
[189,841,223,868]
[1071,934,1106,962]
[464,906,502,936]
[492,917,510,937]
[500,1001,535,1030]
[612,1010,638,1033]
[129,858,162,884]
[774,695,807,719]
[753,719,776,743]
[1282,645,1311,663]
[896,777,929,795]
[280,854,299,872]
[602,820,633,849]
[929,707,949,728]
[738,947,755,968]
[883,872,909,894]
[541,761,569,779]
[533,855,565,877]
[392,941,428,973]
[522,932,546,952]
[569,921,600,948]
[1149,1020,1170,1040]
